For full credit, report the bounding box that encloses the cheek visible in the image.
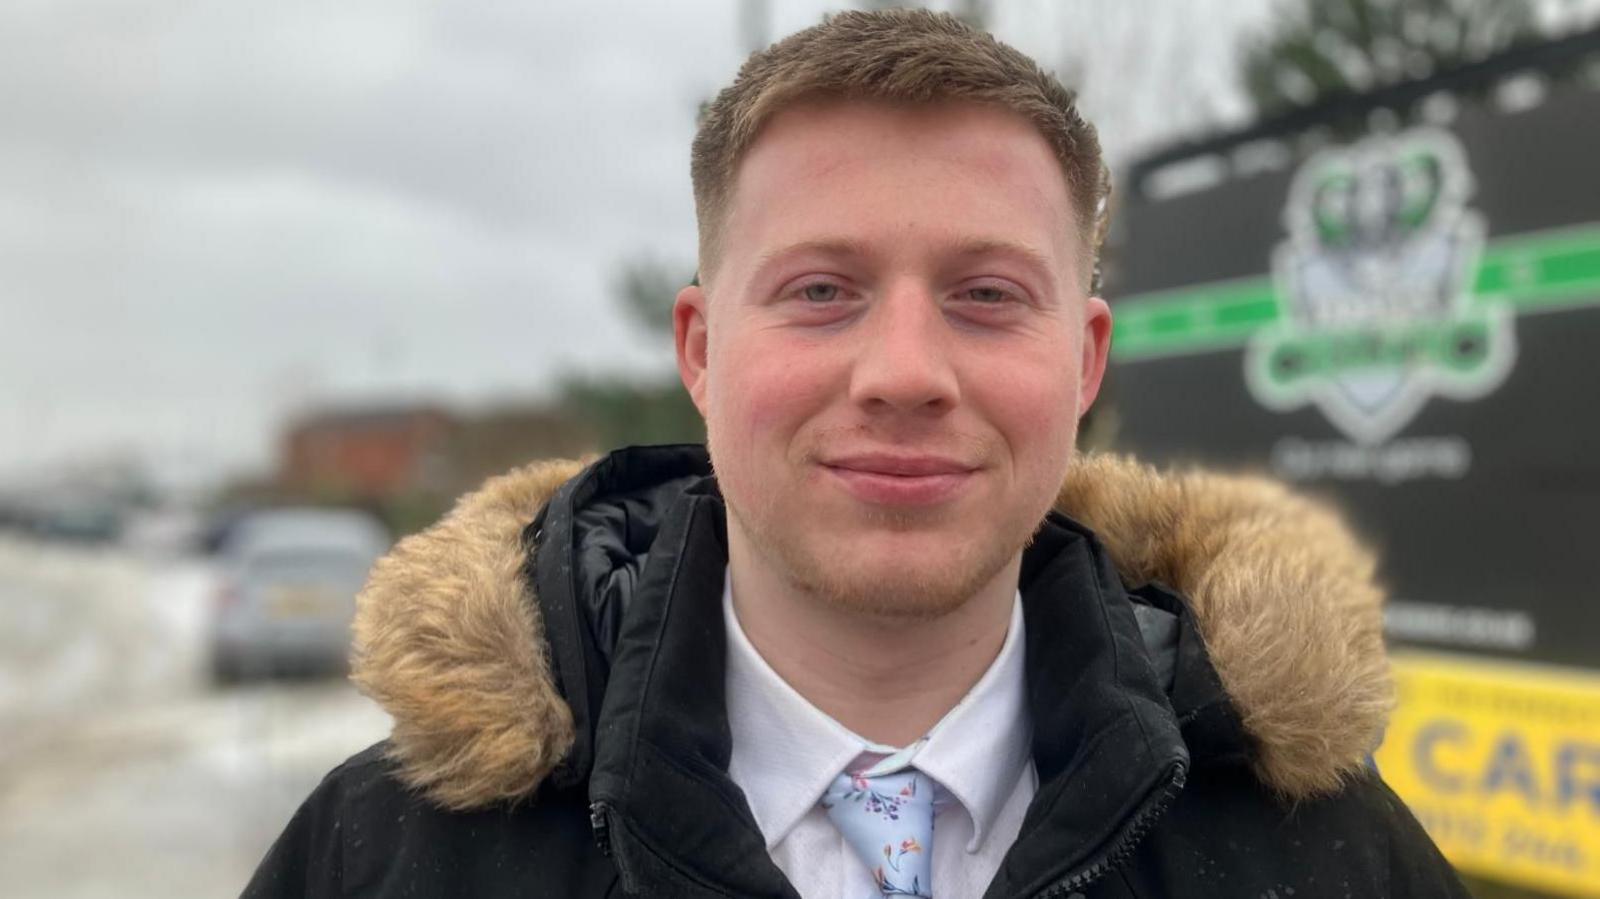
[968,339,1083,467]
[707,327,838,446]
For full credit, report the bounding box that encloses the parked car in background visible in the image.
[208,507,390,683]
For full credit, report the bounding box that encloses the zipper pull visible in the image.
[589,801,613,857]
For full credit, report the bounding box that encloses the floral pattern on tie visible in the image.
[831,770,915,821]
[822,768,934,898]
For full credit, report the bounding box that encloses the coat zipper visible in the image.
[1032,763,1187,898]
[590,800,613,857]
[598,767,1183,897]
[589,799,746,897]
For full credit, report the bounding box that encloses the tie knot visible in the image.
[822,767,935,898]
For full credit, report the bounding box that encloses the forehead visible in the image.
[716,98,1081,285]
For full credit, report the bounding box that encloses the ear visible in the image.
[1077,296,1113,414]
[674,283,710,417]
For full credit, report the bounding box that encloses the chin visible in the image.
[779,529,1018,621]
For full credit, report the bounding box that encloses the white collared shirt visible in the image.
[724,575,1037,898]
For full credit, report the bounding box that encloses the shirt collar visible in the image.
[723,571,1031,853]
[913,592,1031,852]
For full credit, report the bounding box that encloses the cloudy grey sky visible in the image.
[0,0,1380,483]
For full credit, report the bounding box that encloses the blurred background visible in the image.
[3,1,1597,896]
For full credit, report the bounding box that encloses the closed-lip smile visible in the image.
[820,453,978,505]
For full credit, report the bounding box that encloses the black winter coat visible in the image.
[245,445,1469,898]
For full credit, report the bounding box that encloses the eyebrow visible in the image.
[945,238,1057,286]
[751,236,1055,278]
[751,238,873,278]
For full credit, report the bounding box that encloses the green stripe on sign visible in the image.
[1112,277,1277,355]
[1112,223,1600,360]
[1214,296,1279,326]
[1473,226,1600,306]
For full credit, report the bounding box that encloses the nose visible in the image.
[847,281,960,415]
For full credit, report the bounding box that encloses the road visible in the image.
[0,536,390,899]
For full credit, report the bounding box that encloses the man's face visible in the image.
[676,98,1112,617]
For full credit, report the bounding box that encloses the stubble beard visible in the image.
[714,454,1051,623]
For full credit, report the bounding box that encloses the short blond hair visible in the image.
[691,8,1109,289]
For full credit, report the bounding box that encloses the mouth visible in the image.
[819,453,979,506]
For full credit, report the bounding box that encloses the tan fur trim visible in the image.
[1057,454,1394,800]
[351,459,585,811]
[353,453,1392,809]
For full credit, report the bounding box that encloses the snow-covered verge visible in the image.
[0,536,209,733]
[0,536,390,898]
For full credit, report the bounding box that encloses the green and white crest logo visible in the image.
[1245,127,1517,444]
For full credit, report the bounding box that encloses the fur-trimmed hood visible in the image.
[351,450,1392,812]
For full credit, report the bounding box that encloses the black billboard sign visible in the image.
[1106,37,1600,891]
[1109,82,1600,670]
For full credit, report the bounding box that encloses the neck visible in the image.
[727,538,1019,748]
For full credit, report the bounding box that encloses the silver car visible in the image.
[209,508,390,682]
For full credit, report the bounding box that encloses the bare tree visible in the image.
[1242,0,1543,115]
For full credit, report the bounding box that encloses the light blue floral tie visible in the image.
[821,751,936,898]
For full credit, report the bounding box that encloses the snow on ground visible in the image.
[0,536,390,899]
[0,536,210,727]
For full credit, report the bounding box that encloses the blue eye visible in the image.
[966,287,1008,303]
[802,283,839,303]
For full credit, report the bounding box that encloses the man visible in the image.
[246,10,1468,898]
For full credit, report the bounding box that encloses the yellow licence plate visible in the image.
[268,586,338,618]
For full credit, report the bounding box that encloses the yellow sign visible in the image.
[1376,652,1600,897]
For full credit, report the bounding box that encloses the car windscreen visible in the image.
[240,548,376,588]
